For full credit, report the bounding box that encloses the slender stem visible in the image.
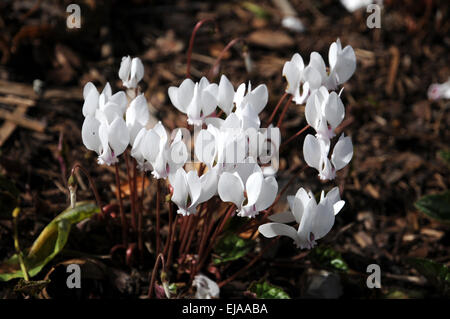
[267,92,288,125]
[208,37,244,80]
[218,238,278,288]
[70,163,104,214]
[138,172,146,257]
[197,204,234,271]
[179,215,194,256]
[280,124,310,149]
[276,95,294,128]
[125,152,137,231]
[148,253,165,299]
[167,210,177,269]
[115,163,128,246]
[163,196,174,258]
[186,18,216,79]
[12,208,29,282]
[156,179,161,257]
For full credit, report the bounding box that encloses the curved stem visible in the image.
[70,163,104,214]
[208,37,244,80]
[148,253,165,299]
[186,18,217,79]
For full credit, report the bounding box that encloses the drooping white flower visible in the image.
[326,39,357,90]
[81,82,129,165]
[217,163,278,218]
[130,126,160,171]
[126,94,150,145]
[82,82,127,117]
[193,274,220,299]
[168,77,218,126]
[428,78,450,100]
[303,133,353,180]
[141,122,188,179]
[233,81,269,115]
[305,86,345,140]
[283,53,310,105]
[196,113,248,172]
[259,187,345,249]
[119,56,144,89]
[169,167,218,216]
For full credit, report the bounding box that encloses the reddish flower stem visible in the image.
[267,92,288,125]
[125,152,137,231]
[167,211,177,269]
[280,124,311,150]
[148,253,165,299]
[186,18,217,79]
[114,163,128,246]
[155,178,161,257]
[208,37,244,80]
[276,94,294,128]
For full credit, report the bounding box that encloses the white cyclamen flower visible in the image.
[217,163,278,218]
[305,86,345,140]
[340,0,378,12]
[126,94,150,145]
[326,39,357,90]
[81,82,129,165]
[282,53,310,105]
[193,274,220,299]
[259,187,345,249]
[428,78,450,100]
[303,133,353,180]
[169,167,218,216]
[168,77,218,126]
[119,56,144,89]
[143,122,188,179]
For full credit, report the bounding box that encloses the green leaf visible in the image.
[0,201,100,281]
[213,232,254,265]
[0,175,20,219]
[414,191,450,223]
[407,258,450,295]
[439,150,450,165]
[242,2,271,19]
[310,246,349,272]
[248,280,290,299]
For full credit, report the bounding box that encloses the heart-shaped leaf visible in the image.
[213,232,254,265]
[310,246,349,272]
[414,191,450,223]
[248,280,290,299]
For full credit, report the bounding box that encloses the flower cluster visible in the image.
[80,38,356,250]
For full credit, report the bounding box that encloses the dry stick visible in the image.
[186,18,216,79]
[207,37,244,80]
[276,95,294,128]
[280,124,310,150]
[148,253,165,299]
[125,152,137,230]
[267,92,288,125]
[70,164,104,214]
[155,179,161,257]
[115,163,128,246]
[218,238,279,288]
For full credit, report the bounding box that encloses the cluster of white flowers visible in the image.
[259,39,356,247]
[80,38,356,249]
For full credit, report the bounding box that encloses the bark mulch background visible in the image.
[0,0,449,299]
